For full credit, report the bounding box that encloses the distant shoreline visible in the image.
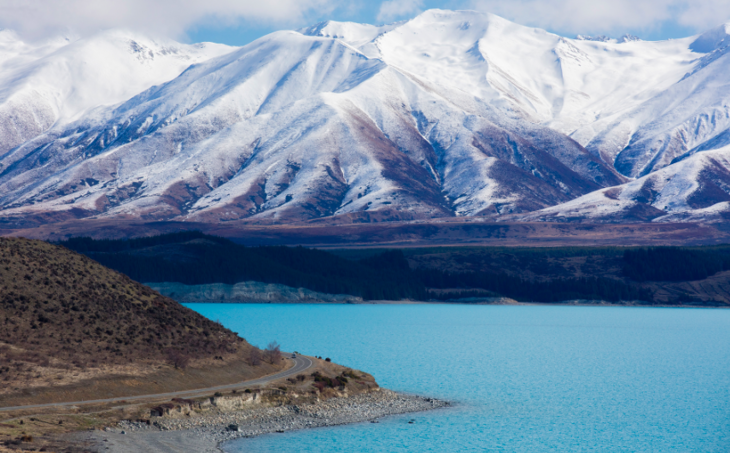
[180,299,729,309]
[149,280,729,310]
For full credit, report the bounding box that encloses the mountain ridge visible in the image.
[0,10,728,228]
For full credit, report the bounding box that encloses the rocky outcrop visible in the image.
[147,281,363,304]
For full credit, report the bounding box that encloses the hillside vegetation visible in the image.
[622,247,730,282]
[0,237,278,402]
[400,245,730,305]
[60,233,730,305]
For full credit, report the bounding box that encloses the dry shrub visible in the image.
[263,341,281,364]
[248,348,262,366]
[167,349,190,369]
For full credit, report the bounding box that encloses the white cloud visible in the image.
[466,0,730,36]
[0,0,339,41]
[377,0,424,23]
[676,0,730,29]
[1,0,727,43]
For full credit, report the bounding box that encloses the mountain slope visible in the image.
[0,24,621,226]
[518,144,730,222]
[313,10,701,166]
[586,25,730,177]
[0,236,286,401]
[0,30,232,157]
[0,237,247,366]
[0,11,728,226]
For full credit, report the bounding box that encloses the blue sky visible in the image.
[186,0,711,46]
[0,0,726,44]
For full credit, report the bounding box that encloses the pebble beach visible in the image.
[84,390,449,453]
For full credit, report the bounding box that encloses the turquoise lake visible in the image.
[185,304,730,452]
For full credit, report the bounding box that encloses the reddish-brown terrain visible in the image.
[3,219,729,248]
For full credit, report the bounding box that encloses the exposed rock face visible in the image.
[148,281,363,304]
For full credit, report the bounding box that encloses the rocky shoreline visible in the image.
[86,390,449,453]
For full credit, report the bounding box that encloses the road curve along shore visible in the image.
[0,355,313,412]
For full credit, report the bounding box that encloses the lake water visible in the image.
[185,304,730,452]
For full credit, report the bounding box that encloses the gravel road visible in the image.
[0,356,312,412]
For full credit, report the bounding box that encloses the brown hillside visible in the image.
[0,237,277,403]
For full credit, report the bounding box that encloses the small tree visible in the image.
[167,349,190,369]
[263,341,281,364]
[248,347,262,366]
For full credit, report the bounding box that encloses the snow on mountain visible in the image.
[690,23,730,53]
[318,10,720,183]
[323,10,698,151]
[584,24,730,178]
[0,30,233,156]
[299,20,401,48]
[0,30,69,72]
[0,10,729,226]
[517,143,730,223]
[0,23,620,226]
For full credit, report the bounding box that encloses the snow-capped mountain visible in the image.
[0,30,232,156]
[0,10,728,226]
[584,24,730,178]
[517,143,730,223]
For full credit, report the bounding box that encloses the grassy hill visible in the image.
[0,237,282,406]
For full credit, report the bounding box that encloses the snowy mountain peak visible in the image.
[299,9,522,49]
[619,34,642,43]
[407,9,525,35]
[576,34,611,42]
[299,20,400,43]
[0,11,730,227]
[575,34,642,44]
[0,29,234,157]
[690,23,730,53]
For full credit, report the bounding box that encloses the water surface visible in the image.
[186,304,730,452]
